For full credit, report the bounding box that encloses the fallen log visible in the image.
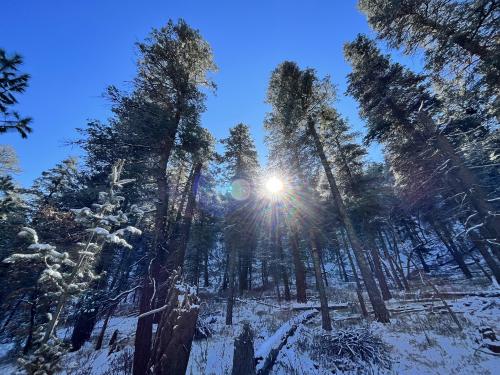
[291,302,351,311]
[401,291,500,300]
[255,310,317,375]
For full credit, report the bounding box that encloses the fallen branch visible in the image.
[291,302,351,311]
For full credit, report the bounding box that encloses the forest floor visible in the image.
[0,273,499,374]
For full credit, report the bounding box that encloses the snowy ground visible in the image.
[0,278,499,374]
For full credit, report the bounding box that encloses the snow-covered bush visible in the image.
[3,160,141,374]
[298,325,392,374]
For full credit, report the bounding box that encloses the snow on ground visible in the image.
[0,278,499,374]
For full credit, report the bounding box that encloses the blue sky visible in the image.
[1,0,420,186]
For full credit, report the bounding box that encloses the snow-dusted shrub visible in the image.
[3,160,141,375]
[299,325,392,374]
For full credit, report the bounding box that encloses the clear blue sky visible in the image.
[2,0,420,186]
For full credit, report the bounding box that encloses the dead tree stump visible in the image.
[147,270,200,375]
[231,323,256,375]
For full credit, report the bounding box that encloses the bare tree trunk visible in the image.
[367,230,392,300]
[377,229,404,290]
[404,221,430,273]
[272,203,290,301]
[310,230,332,331]
[340,229,368,317]
[95,306,114,350]
[289,225,307,303]
[226,243,237,325]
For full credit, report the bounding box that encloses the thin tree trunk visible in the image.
[340,229,368,317]
[289,225,307,303]
[226,243,237,325]
[377,229,404,290]
[309,230,332,331]
[367,230,392,300]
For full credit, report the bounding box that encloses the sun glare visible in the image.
[265,177,284,194]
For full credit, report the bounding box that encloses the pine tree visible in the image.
[0,49,32,138]
[345,34,500,276]
[358,0,499,118]
[3,160,140,374]
[131,19,217,375]
[220,124,260,325]
[265,61,390,324]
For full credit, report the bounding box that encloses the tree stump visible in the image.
[232,323,256,375]
[147,271,200,375]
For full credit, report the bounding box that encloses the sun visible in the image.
[265,177,284,194]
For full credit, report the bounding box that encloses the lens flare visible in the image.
[265,177,283,194]
[230,178,251,200]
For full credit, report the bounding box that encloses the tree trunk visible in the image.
[271,204,290,301]
[377,229,404,290]
[232,323,256,375]
[133,117,179,375]
[226,242,237,325]
[204,244,210,287]
[309,230,332,331]
[95,306,114,350]
[467,230,500,282]
[404,221,430,273]
[434,130,500,256]
[367,230,392,300]
[429,218,473,279]
[289,225,307,303]
[308,120,390,323]
[23,290,38,355]
[382,228,410,290]
[340,229,368,317]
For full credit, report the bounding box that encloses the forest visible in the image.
[0,0,499,374]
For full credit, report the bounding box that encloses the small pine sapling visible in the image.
[3,160,141,374]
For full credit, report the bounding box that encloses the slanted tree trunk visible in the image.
[95,306,114,350]
[308,119,390,322]
[232,323,256,375]
[377,229,404,290]
[467,229,500,282]
[383,228,410,290]
[404,221,430,273]
[310,229,332,331]
[428,218,473,279]
[431,124,500,258]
